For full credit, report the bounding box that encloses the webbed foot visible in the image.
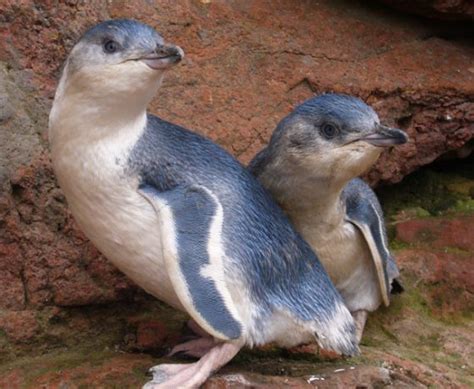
[143,342,241,389]
[168,337,216,359]
[352,310,368,343]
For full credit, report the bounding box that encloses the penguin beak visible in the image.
[360,125,408,147]
[140,43,184,70]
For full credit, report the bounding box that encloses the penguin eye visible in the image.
[321,124,339,139]
[103,40,119,54]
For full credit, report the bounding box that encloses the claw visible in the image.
[146,367,168,385]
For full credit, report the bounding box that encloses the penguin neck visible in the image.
[49,63,155,149]
[283,178,347,237]
[257,162,348,237]
[50,88,148,151]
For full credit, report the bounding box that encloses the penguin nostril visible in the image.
[156,46,167,56]
[154,44,182,60]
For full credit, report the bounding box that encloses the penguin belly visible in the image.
[308,222,382,313]
[51,140,183,310]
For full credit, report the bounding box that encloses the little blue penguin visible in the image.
[48,20,359,388]
[249,94,407,343]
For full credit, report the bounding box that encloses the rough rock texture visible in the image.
[396,214,474,251]
[0,1,473,387]
[0,0,473,315]
[378,0,474,20]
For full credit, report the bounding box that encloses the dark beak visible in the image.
[141,43,184,70]
[361,125,408,147]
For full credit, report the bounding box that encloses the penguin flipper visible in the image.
[139,184,243,341]
[343,179,396,307]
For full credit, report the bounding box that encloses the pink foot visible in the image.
[352,310,368,343]
[143,342,241,389]
[186,319,210,338]
[168,337,216,358]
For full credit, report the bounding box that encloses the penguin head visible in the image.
[59,19,183,110]
[268,93,408,184]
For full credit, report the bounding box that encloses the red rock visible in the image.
[0,369,25,389]
[29,353,153,389]
[0,310,39,342]
[313,366,393,388]
[0,154,138,309]
[395,215,474,251]
[399,249,473,291]
[377,0,474,20]
[378,353,457,388]
[0,242,23,274]
[0,271,25,311]
[205,373,313,388]
[205,366,410,388]
[0,243,25,310]
[396,248,474,315]
[287,344,342,361]
[135,320,169,350]
[0,0,472,356]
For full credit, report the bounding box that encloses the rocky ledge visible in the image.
[0,1,472,387]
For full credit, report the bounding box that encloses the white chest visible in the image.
[301,221,382,312]
[51,137,181,309]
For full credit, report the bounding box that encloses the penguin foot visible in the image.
[186,319,209,338]
[143,342,241,389]
[352,310,368,343]
[168,337,216,358]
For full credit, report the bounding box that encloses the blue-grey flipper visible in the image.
[343,178,398,306]
[139,184,243,340]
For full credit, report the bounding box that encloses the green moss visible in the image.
[419,333,441,352]
[454,198,474,213]
[0,297,190,370]
[414,207,432,218]
[389,239,411,251]
[458,373,474,387]
[440,246,471,255]
[402,284,432,317]
[0,329,12,365]
[377,160,474,219]
[0,345,111,382]
[132,365,149,380]
[446,180,474,195]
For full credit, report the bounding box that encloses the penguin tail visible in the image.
[313,301,360,357]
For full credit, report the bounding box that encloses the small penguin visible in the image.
[49,20,358,388]
[249,94,407,342]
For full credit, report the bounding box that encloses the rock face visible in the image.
[0,1,473,387]
[378,0,474,20]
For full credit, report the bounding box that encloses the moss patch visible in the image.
[377,155,474,220]
[0,295,187,364]
[359,268,473,387]
[0,346,153,388]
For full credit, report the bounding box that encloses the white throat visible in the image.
[284,176,346,238]
[256,141,383,237]
[49,61,159,149]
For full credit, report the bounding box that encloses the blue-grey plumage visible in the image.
[48,20,358,388]
[343,178,404,298]
[249,93,407,342]
[131,115,358,344]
